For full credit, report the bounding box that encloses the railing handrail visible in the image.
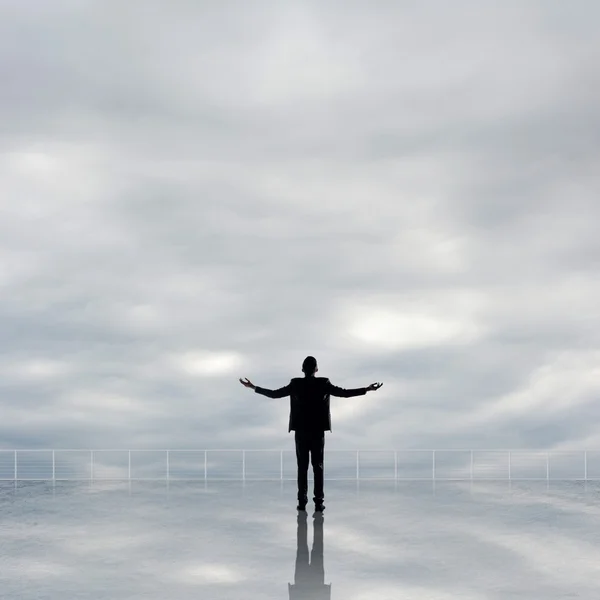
[2,449,598,482]
[2,448,599,452]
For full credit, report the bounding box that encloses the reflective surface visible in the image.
[2,479,600,599]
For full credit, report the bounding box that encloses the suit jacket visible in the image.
[254,376,367,432]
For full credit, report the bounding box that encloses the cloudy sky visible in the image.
[1,0,599,455]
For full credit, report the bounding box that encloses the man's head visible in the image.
[302,356,318,376]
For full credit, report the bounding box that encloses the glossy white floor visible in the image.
[2,479,600,599]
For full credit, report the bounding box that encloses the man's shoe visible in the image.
[297,502,307,511]
[314,503,325,513]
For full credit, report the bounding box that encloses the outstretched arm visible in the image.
[327,379,383,397]
[239,377,291,398]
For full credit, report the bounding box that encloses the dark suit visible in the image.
[254,376,367,504]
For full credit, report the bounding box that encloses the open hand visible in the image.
[239,377,256,389]
[367,382,383,392]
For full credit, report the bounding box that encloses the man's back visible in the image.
[288,377,367,432]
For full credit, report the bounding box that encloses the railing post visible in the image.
[128,451,131,481]
[14,450,17,482]
[432,450,436,481]
[470,450,474,481]
[167,450,170,481]
[242,450,245,481]
[280,450,283,481]
[52,450,55,482]
[394,451,398,480]
[204,450,207,481]
[585,451,588,481]
[91,450,94,481]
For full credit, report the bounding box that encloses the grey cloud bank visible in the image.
[1,1,599,452]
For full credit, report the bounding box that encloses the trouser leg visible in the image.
[295,431,309,502]
[310,431,325,504]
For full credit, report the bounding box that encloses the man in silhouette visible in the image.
[239,356,382,513]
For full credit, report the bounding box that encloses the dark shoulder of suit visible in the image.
[296,377,328,390]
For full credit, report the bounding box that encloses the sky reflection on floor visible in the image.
[1,479,600,599]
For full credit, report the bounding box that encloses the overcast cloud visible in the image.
[1,0,599,456]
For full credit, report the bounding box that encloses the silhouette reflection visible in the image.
[289,511,331,599]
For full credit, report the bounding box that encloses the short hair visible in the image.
[302,356,317,374]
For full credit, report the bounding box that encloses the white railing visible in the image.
[1,449,600,482]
